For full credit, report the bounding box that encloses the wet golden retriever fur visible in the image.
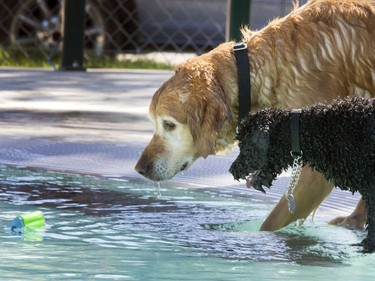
[136,0,375,230]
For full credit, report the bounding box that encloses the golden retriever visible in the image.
[135,0,375,231]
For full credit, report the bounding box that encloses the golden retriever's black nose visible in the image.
[134,159,152,176]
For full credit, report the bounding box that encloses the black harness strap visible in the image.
[233,42,251,126]
[290,109,302,156]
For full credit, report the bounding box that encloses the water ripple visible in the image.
[0,167,371,280]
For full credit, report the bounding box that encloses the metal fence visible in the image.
[0,0,305,67]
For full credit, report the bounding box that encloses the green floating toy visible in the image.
[7,211,45,234]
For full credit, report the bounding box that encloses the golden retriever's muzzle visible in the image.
[135,156,189,181]
[135,152,189,181]
[134,135,164,181]
[134,153,153,180]
[135,134,192,181]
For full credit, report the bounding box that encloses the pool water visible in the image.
[0,166,373,280]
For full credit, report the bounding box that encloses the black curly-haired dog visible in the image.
[229,96,375,252]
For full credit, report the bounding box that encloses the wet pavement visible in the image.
[0,68,361,219]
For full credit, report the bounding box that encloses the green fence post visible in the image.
[60,0,86,71]
[226,0,251,42]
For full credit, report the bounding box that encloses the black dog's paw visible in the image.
[352,238,375,253]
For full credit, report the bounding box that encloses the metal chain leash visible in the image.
[285,153,303,214]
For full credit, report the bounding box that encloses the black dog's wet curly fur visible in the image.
[229,96,375,252]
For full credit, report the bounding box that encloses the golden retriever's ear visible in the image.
[185,88,228,158]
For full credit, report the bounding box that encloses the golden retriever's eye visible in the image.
[163,120,176,131]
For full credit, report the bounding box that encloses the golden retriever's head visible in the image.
[135,59,235,181]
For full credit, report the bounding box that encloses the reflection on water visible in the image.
[0,166,372,280]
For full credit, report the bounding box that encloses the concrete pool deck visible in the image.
[0,68,360,219]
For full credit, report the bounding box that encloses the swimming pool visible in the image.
[0,68,371,280]
[0,166,373,280]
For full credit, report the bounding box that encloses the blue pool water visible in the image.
[0,166,374,280]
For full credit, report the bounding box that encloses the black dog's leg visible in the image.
[361,192,375,253]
